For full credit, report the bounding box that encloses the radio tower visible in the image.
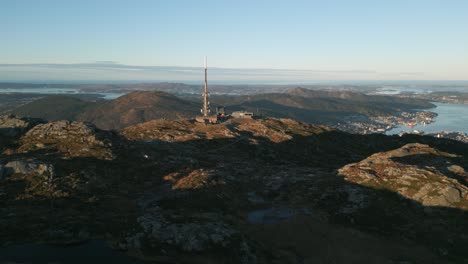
[202,56,210,117]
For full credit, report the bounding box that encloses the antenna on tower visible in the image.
[202,56,210,117]
[195,56,218,124]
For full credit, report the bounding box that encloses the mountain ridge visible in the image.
[11,88,435,131]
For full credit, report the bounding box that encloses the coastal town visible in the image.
[331,110,437,134]
[406,92,468,105]
[429,131,468,143]
[332,109,468,143]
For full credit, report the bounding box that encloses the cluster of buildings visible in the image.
[332,111,437,135]
[430,131,468,143]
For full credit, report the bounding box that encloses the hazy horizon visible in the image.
[1,62,468,85]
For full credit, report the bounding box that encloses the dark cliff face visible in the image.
[0,115,467,263]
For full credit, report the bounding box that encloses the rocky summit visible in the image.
[0,114,467,263]
[122,117,330,143]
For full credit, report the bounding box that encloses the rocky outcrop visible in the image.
[122,119,236,142]
[163,169,225,190]
[339,143,468,209]
[126,207,237,252]
[0,115,43,137]
[18,120,114,159]
[0,159,54,180]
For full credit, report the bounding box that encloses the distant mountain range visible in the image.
[210,87,433,124]
[10,87,434,130]
[0,82,379,95]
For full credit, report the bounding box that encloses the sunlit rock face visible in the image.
[18,120,114,160]
[339,143,468,209]
[0,115,43,137]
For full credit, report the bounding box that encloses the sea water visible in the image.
[387,102,468,135]
[0,87,124,100]
[374,86,468,95]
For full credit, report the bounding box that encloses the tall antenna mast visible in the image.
[202,56,210,117]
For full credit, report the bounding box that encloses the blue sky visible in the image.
[1,0,468,82]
